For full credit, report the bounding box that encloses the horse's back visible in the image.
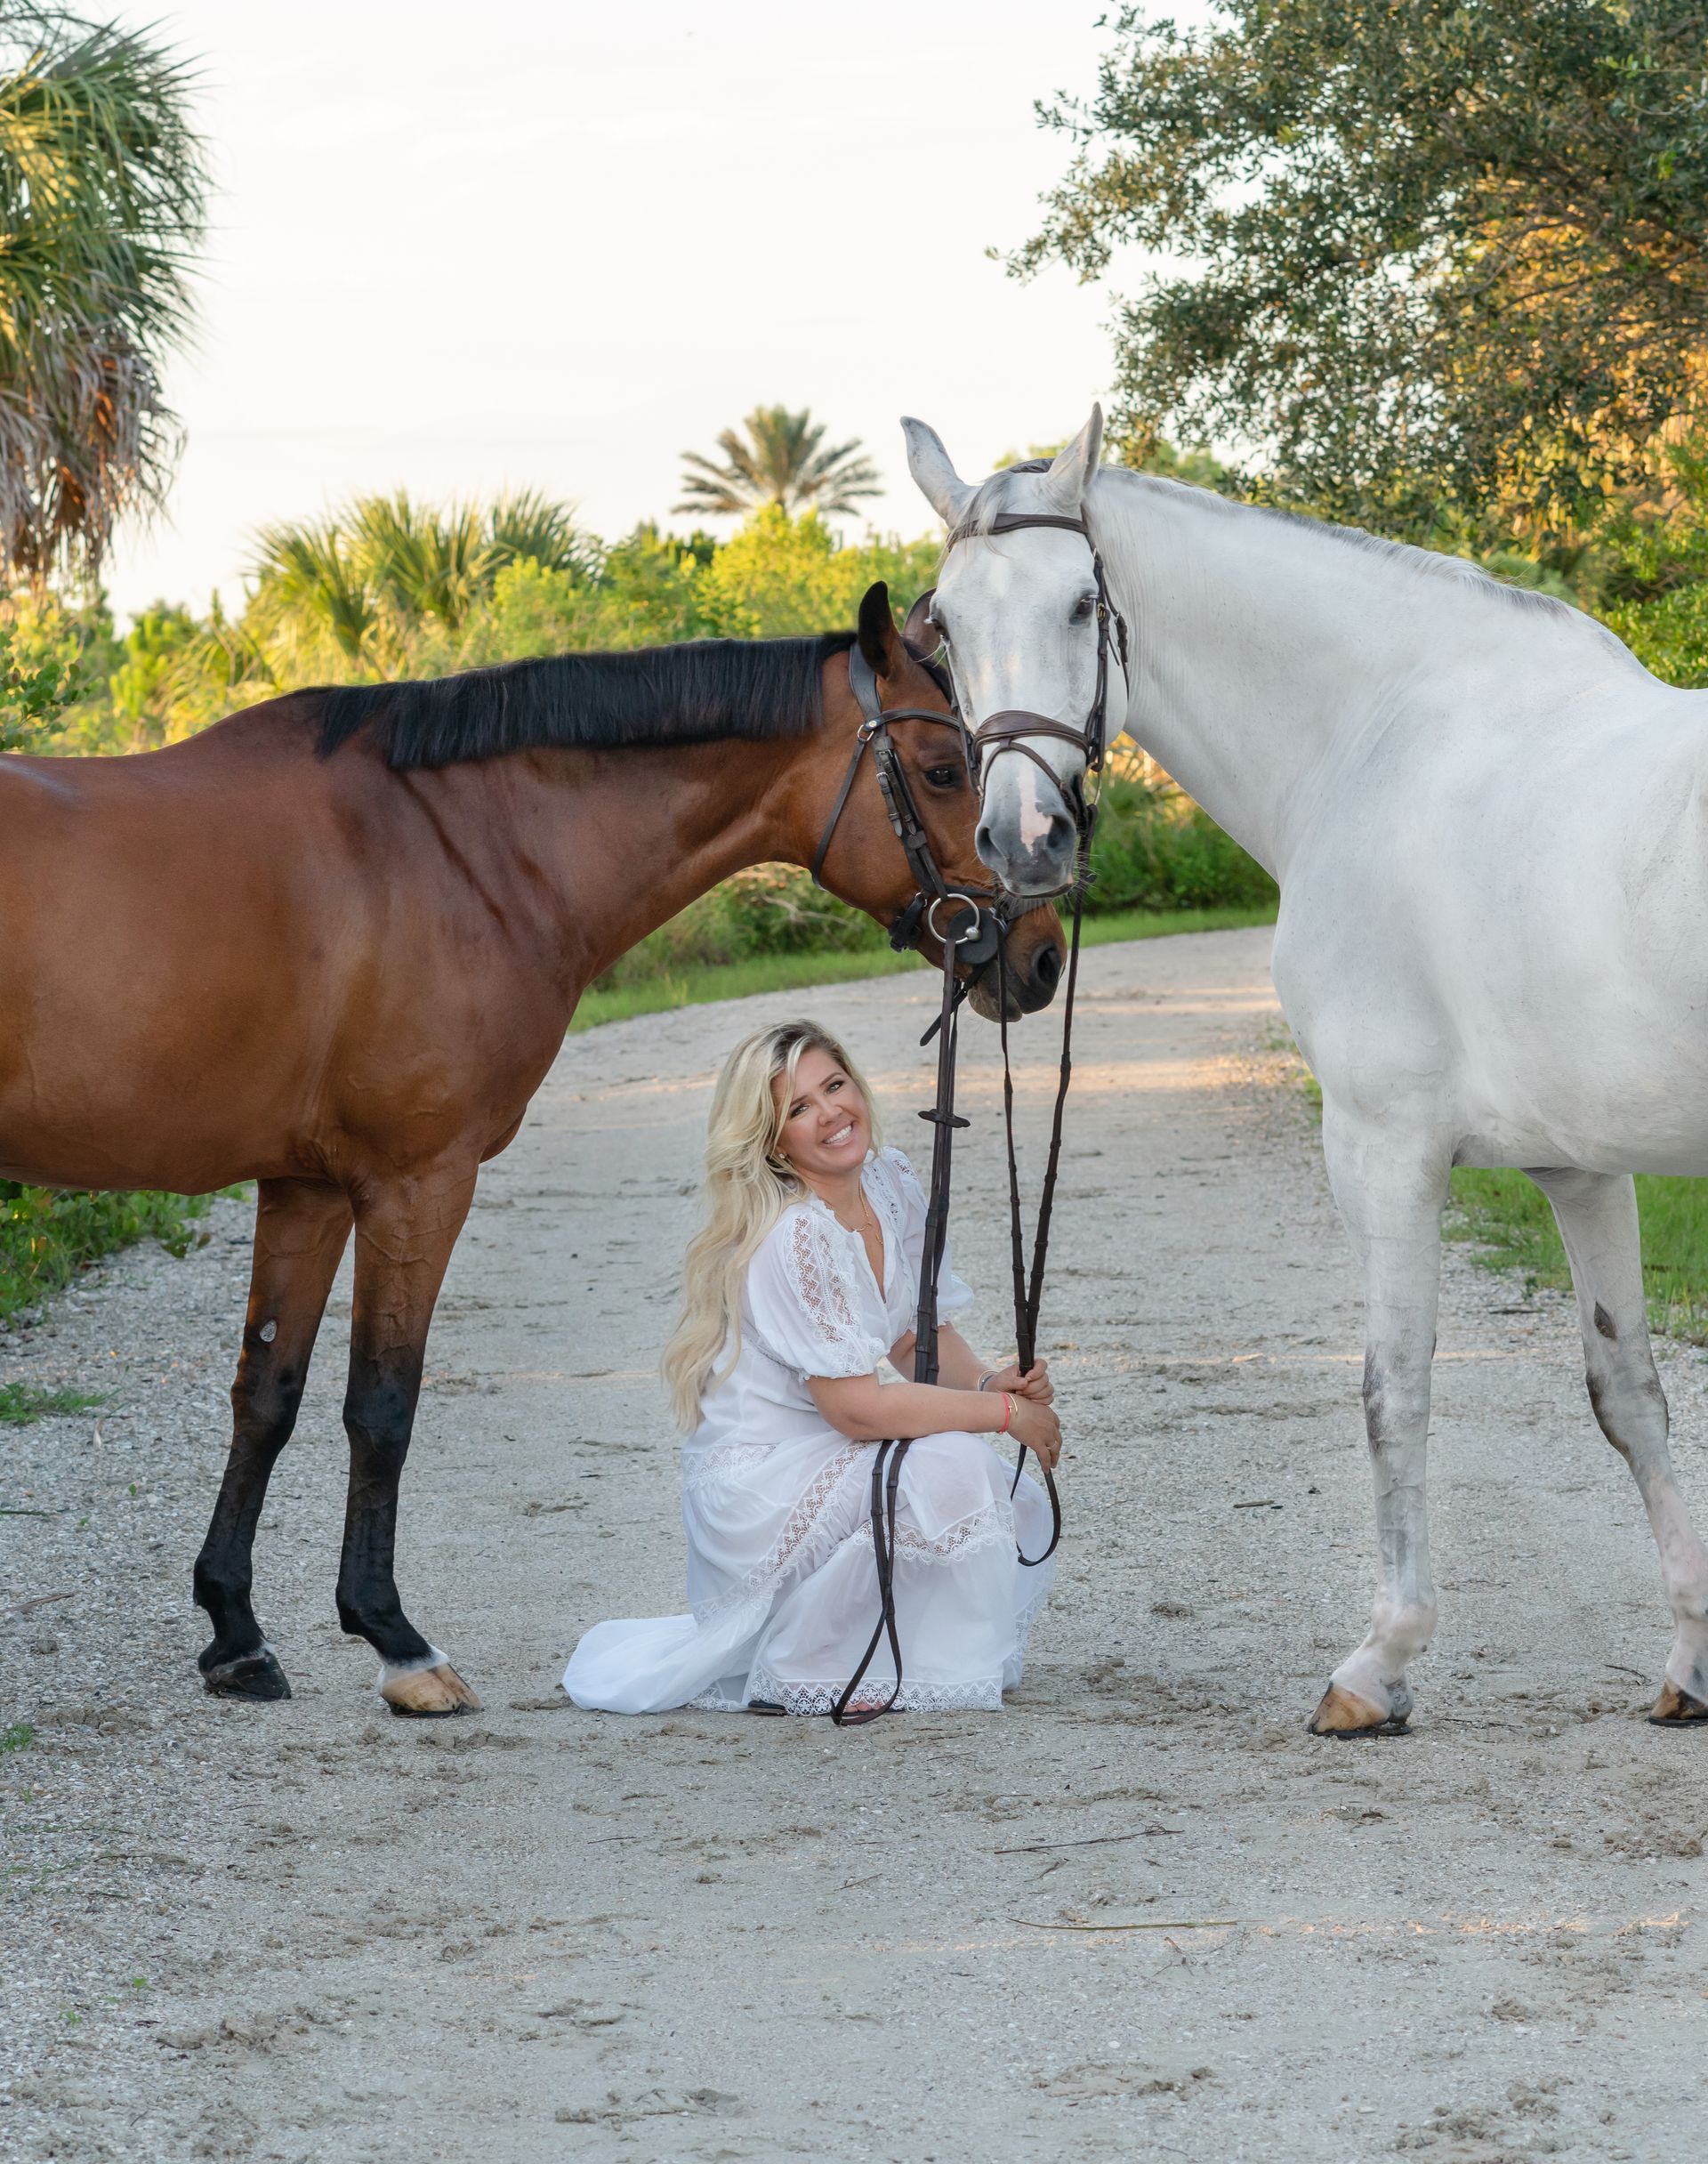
[1277,673,1708,1170]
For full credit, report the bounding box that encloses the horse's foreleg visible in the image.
[1310,1109,1448,1737]
[1528,1168,1708,1725]
[195,1178,353,1699]
[335,1164,480,1717]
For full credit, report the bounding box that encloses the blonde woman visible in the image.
[562,1019,1060,1716]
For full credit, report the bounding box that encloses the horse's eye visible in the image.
[924,765,963,790]
[1071,593,1096,624]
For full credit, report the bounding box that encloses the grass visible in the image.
[1449,1167,1708,1345]
[568,901,1279,1032]
[0,1382,102,1425]
[2,1723,35,1752]
[0,1183,217,1327]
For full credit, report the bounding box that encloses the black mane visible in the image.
[314,632,857,769]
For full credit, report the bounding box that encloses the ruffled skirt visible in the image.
[561,1428,1054,1716]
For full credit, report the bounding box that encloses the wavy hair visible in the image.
[661,1018,881,1430]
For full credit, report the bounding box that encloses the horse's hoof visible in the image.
[1308,1682,1407,1738]
[382,1662,481,1718]
[1648,1680,1708,1725]
[201,1648,292,1701]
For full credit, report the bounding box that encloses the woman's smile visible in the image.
[777,1047,871,1180]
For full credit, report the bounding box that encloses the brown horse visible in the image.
[0,584,1063,1714]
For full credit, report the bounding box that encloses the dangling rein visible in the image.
[829,884,1080,1726]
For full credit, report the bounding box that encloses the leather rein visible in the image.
[811,561,1122,1723]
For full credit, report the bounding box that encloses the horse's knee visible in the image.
[230,1359,306,1457]
[1585,1354,1668,1463]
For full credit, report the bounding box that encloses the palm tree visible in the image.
[676,405,882,519]
[247,516,375,668]
[246,489,592,669]
[0,12,207,587]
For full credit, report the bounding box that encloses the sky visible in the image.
[98,1,1147,623]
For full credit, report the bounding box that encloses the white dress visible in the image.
[562,1146,1054,1716]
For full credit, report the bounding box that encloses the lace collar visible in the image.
[796,1153,905,1291]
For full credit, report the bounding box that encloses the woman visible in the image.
[562,1018,1062,1716]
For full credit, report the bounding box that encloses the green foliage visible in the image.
[0,10,208,583]
[0,1182,213,1323]
[677,405,881,519]
[1,1723,35,1752]
[0,604,91,748]
[1086,769,1278,914]
[1019,2,1708,526]
[0,1379,101,1424]
[695,507,939,638]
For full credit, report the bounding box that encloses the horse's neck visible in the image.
[1092,472,1594,877]
[522,737,801,987]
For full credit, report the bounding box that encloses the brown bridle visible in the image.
[931,497,1132,858]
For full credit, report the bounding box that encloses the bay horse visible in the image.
[0,582,1064,1715]
[903,407,1708,1733]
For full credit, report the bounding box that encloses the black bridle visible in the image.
[810,640,1006,971]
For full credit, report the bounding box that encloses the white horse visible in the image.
[902,405,1708,1733]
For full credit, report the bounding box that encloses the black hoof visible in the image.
[200,1647,292,1701]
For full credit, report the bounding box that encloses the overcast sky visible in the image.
[99,2,1144,622]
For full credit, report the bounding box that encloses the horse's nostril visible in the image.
[1034,942,1062,991]
[1045,812,1075,854]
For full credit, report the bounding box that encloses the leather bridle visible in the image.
[930,497,1132,865]
[810,640,1008,972]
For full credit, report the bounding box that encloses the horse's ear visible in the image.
[901,588,939,661]
[1042,404,1105,513]
[901,416,975,527]
[857,580,904,676]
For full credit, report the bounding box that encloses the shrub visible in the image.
[1086,771,1278,914]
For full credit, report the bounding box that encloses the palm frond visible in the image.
[0,12,208,584]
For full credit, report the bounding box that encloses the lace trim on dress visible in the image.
[781,1211,877,1377]
[690,1438,870,1621]
[743,1665,1005,1716]
[887,1498,1010,1564]
[682,1440,775,1491]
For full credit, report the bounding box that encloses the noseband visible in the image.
[810,642,1007,969]
[933,504,1132,861]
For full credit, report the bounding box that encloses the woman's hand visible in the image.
[1003,1393,1062,1474]
[987,1359,1052,1405]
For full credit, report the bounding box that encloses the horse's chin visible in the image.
[966,970,1009,1023]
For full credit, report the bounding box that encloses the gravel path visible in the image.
[3,925,1704,2164]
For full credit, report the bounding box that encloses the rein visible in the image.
[820,610,1091,1724]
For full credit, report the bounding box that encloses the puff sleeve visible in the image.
[884,1147,975,1317]
[744,1205,890,1381]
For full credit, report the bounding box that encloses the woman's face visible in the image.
[773,1045,870,1184]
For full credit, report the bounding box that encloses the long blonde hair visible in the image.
[661,1018,881,1429]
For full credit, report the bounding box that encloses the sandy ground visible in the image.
[3,925,1705,2164]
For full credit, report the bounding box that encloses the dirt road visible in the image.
[3,926,1704,2163]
